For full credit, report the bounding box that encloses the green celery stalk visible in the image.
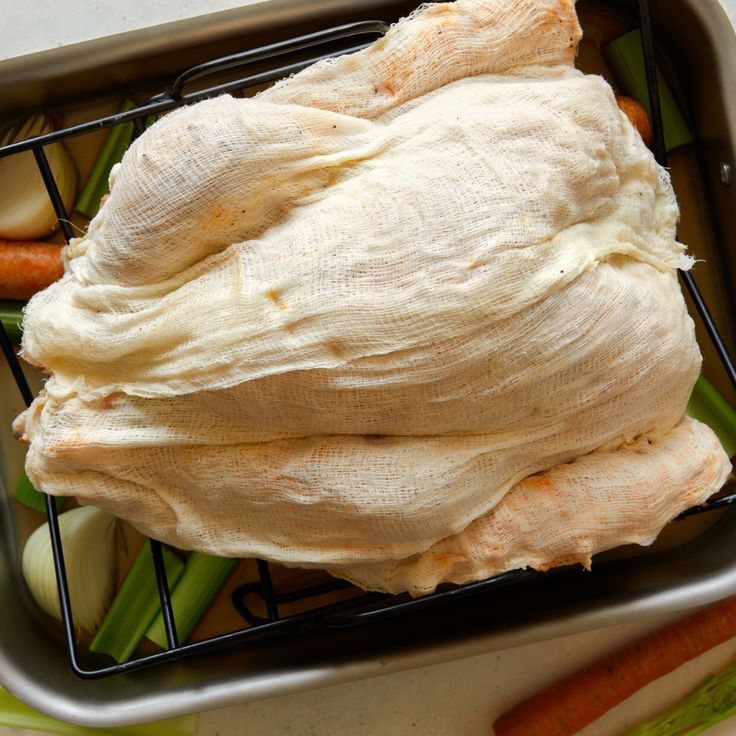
[686,375,736,458]
[0,300,23,342]
[0,686,195,736]
[90,542,185,663]
[75,99,136,219]
[604,29,693,152]
[145,552,237,648]
[14,470,63,513]
[624,658,736,735]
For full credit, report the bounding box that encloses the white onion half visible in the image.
[22,505,117,633]
[0,115,78,240]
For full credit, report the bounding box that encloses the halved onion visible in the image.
[22,505,117,633]
[0,115,78,240]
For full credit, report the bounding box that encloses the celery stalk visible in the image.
[604,29,693,152]
[0,300,23,342]
[75,99,136,219]
[624,658,736,735]
[14,470,63,513]
[145,552,237,648]
[90,542,185,663]
[686,375,736,458]
[0,686,195,736]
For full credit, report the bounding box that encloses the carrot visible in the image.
[616,95,653,147]
[0,238,64,300]
[492,596,736,736]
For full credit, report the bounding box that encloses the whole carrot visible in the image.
[0,239,64,300]
[493,596,736,736]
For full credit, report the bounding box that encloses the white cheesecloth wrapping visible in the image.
[16,0,731,592]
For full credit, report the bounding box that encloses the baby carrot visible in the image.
[492,596,736,736]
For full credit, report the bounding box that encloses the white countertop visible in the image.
[1,2,735,735]
[197,615,736,736]
[0,0,266,61]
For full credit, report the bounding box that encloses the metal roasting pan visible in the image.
[0,0,735,726]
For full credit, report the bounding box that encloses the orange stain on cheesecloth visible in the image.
[100,392,122,410]
[558,1,581,60]
[195,200,241,233]
[537,553,590,572]
[521,474,556,494]
[265,288,287,310]
[378,4,455,100]
[431,549,466,566]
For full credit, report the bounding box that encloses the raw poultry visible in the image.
[16,0,730,593]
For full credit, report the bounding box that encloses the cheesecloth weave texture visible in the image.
[17,0,730,589]
[329,417,731,594]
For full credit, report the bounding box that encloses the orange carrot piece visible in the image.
[0,239,64,300]
[616,95,653,147]
[492,596,736,736]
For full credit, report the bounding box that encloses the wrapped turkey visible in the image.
[16,0,730,594]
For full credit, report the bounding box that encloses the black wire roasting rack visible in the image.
[0,0,735,679]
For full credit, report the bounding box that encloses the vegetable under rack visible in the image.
[0,0,735,680]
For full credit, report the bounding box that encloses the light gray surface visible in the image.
[0,0,268,61]
[0,2,735,735]
[197,613,736,736]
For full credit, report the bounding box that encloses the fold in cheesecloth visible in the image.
[17,0,731,594]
